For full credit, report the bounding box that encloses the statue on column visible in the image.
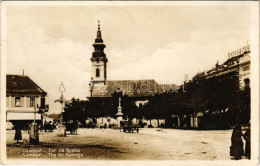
[115,89,123,127]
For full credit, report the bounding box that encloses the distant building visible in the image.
[200,43,250,89]
[6,74,48,127]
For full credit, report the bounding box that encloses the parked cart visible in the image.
[121,121,140,133]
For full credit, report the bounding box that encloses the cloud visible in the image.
[7,24,93,113]
[107,28,248,85]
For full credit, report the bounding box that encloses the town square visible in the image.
[7,128,232,160]
[1,2,259,165]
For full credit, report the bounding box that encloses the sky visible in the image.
[6,5,250,113]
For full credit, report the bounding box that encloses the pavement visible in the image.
[6,128,241,160]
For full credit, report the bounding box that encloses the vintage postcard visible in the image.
[0,1,259,165]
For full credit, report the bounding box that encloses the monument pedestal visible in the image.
[29,123,39,144]
[117,116,123,127]
[116,106,123,128]
[57,123,66,137]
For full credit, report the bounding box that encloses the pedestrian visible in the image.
[27,123,30,134]
[44,121,47,132]
[74,121,78,134]
[230,124,244,160]
[53,122,57,129]
[48,121,53,132]
[52,122,56,130]
[243,123,251,159]
[14,124,22,143]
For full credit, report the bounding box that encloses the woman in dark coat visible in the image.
[230,124,244,160]
[14,124,22,143]
[243,125,251,159]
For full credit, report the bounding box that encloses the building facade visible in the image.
[6,74,48,127]
[190,43,251,128]
[201,43,250,89]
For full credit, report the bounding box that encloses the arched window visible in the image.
[96,68,100,77]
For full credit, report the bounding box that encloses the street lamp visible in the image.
[55,82,66,137]
[59,82,65,122]
[89,77,94,97]
[34,105,37,124]
[44,112,47,123]
[29,104,39,144]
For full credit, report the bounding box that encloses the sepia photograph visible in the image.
[0,1,259,165]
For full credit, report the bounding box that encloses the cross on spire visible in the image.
[98,20,100,30]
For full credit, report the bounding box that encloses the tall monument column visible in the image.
[115,89,123,127]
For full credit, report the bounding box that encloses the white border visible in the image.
[0,1,259,165]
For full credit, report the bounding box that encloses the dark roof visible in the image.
[7,74,47,96]
[92,79,176,97]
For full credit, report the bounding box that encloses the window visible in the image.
[96,68,100,77]
[40,97,45,109]
[15,97,21,106]
[244,78,250,88]
[30,97,36,106]
[243,65,250,71]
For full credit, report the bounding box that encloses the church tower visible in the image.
[90,21,108,84]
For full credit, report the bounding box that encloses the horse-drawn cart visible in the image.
[65,122,78,135]
[121,121,140,133]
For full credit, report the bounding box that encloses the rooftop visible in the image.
[92,79,176,98]
[7,74,47,96]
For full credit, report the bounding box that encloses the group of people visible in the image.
[65,122,79,135]
[43,121,56,132]
[230,124,251,160]
[13,121,57,143]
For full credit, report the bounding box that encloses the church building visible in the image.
[88,21,175,127]
[89,21,175,100]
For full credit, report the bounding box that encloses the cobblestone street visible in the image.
[6,128,242,160]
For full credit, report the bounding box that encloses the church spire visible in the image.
[95,20,103,43]
[91,20,107,60]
